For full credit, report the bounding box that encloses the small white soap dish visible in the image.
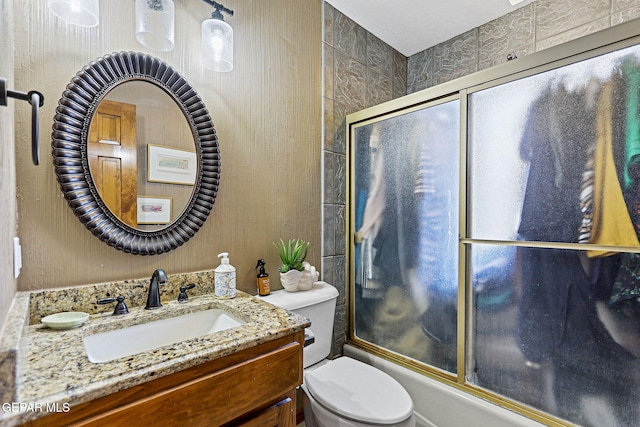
[41,312,89,330]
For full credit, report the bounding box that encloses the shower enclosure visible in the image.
[348,21,640,427]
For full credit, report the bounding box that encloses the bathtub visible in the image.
[343,344,545,427]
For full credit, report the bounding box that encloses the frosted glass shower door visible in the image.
[352,99,460,373]
[467,44,640,427]
[348,25,640,427]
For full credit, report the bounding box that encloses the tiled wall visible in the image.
[407,0,640,93]
[321,2,406,355]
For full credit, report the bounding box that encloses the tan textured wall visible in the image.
[0,0,16,328]
[13,0,322,292]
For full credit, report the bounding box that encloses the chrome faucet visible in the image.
[145,269,168,310]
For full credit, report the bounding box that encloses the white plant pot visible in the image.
[280,270,302,292]
[298,271,313,291]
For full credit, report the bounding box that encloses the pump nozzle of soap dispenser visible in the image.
[218,252,229,264]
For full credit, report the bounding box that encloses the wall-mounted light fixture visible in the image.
[135,0,175,52]
[201,1,234,72]
[48,0,235,72]
[47,0,99,27]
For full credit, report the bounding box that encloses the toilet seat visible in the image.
[305,357,413,424]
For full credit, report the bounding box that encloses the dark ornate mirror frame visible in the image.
[51,51,220,255]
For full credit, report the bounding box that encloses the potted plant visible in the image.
[273,239,310,292]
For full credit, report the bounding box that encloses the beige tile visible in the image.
[323,151,335,204]
[334,9,366,63]
[366,68,393,108]
[323,43,334,99]
[407,48,433,90]
[367,32,393,76]
[479,4,534,64]
[333,101,349,154]
[611,5,640,25]
[433,29,478,86]
[323,1,334,46]
[408,79,432,94]
[321,256,335,292]
[392,49,407,99]
[613,0,640,13]
[323,204,336,255]
[335,205,346,256]
[479,43,535,71]
[535,17,610,52]
[323,96,335,151]
[334,50,367,111]
[335,154,346,205]
[535,0,609,41]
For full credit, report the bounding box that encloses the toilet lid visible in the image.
[305,357,413,424]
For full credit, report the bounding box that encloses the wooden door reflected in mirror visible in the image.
[89,99,138,228]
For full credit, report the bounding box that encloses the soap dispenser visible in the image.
[215,252,236,298]
[256,259,270,296]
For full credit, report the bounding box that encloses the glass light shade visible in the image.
[47,0,99,27]
[135,0,175,52]
[202,18,233,72]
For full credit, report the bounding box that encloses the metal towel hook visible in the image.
[0,77,45,166]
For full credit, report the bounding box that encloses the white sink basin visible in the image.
[83,309,244,363]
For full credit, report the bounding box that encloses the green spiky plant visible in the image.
[273,239,310,273]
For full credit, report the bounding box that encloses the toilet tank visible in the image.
[258,281,339,368]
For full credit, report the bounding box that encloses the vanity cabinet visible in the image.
[26,331,303,427]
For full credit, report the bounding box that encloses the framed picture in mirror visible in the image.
[137,196,172,224]
[147,144,197,185]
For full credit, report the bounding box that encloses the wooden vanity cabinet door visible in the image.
[78,340,301,426]
[230,393,295,427]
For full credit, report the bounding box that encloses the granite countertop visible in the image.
[0,270,310,426]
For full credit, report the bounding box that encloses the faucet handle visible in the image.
[98,296,129,316]
[178,284,196,303]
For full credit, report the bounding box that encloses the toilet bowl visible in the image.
[302,357,415,427]
[259,282,415,427]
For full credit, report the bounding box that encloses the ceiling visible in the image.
[326,0,534,57]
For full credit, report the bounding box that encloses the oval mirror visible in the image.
[51,52,220,255]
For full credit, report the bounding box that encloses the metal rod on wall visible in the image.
[0,77,45,166]
[201,0,234,17]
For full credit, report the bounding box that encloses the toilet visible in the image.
[259,281,415,427]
